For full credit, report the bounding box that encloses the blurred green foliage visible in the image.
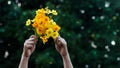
[0,0,120,68]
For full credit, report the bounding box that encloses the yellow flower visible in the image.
[32,22,38,28]
[51,31,59,39]
[40,36,48,44]
[34,14,46,22]
[43,16,50,24]
[36,27,43,35]
[47,20,54,27]
[45,7,51,14]
[50,19,54,22]
[53,25,61,32]
[46,28,54,37]
[52,22,56,25]
[51,10,58,15]
[37,19,44,25]
[34,16,49,27]
[31,19,34,22]
[26,19,31,26]
[36,8,45,14]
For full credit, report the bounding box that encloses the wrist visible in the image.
[21,54,30,60]
[22,52,30,59]
[61,51,69,58]
[61,53,71,64]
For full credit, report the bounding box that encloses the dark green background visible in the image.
[0,0,120,68]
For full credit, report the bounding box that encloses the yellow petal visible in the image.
[51,31,59,39]
[26,19,31,26]
[51,10,58,15]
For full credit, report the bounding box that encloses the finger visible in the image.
[27,39,36,44]
[58,37,66,46]
[27,41,35,45]
[28,38,37,44]
[56,38,62,47]
[30,35,36,38]
[30,35,38,41]
[57,35,64,42]
[54,36,58,44]
[25,44,34,49]
[54,35,63,47]
[54,34,61,42]
[30,35,38,44]
[27,44,33,48]
[25,39,36,46]
[28,38,35,41]
[55,41,62,48]
[58,41,62,46]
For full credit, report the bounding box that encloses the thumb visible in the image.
[54,36,58,44]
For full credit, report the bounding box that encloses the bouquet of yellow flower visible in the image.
[26,7,61,44]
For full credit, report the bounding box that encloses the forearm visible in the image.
[18,54,29,68]
[62,53,73,68]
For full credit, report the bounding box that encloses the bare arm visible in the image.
[18,35,37,68]
[18,55,29,68]
[54,36,73,68]
[62,52,73,68]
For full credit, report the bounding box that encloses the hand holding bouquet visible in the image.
[26,7,61,44]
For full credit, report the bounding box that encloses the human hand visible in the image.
[22,35,38,58]
[54,36,73,68]
[54,36,68,57]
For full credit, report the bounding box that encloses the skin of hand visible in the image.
[54,36,68,57]
[54,35,73,68]
[18,35,38,68]
[22,35,38,58]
